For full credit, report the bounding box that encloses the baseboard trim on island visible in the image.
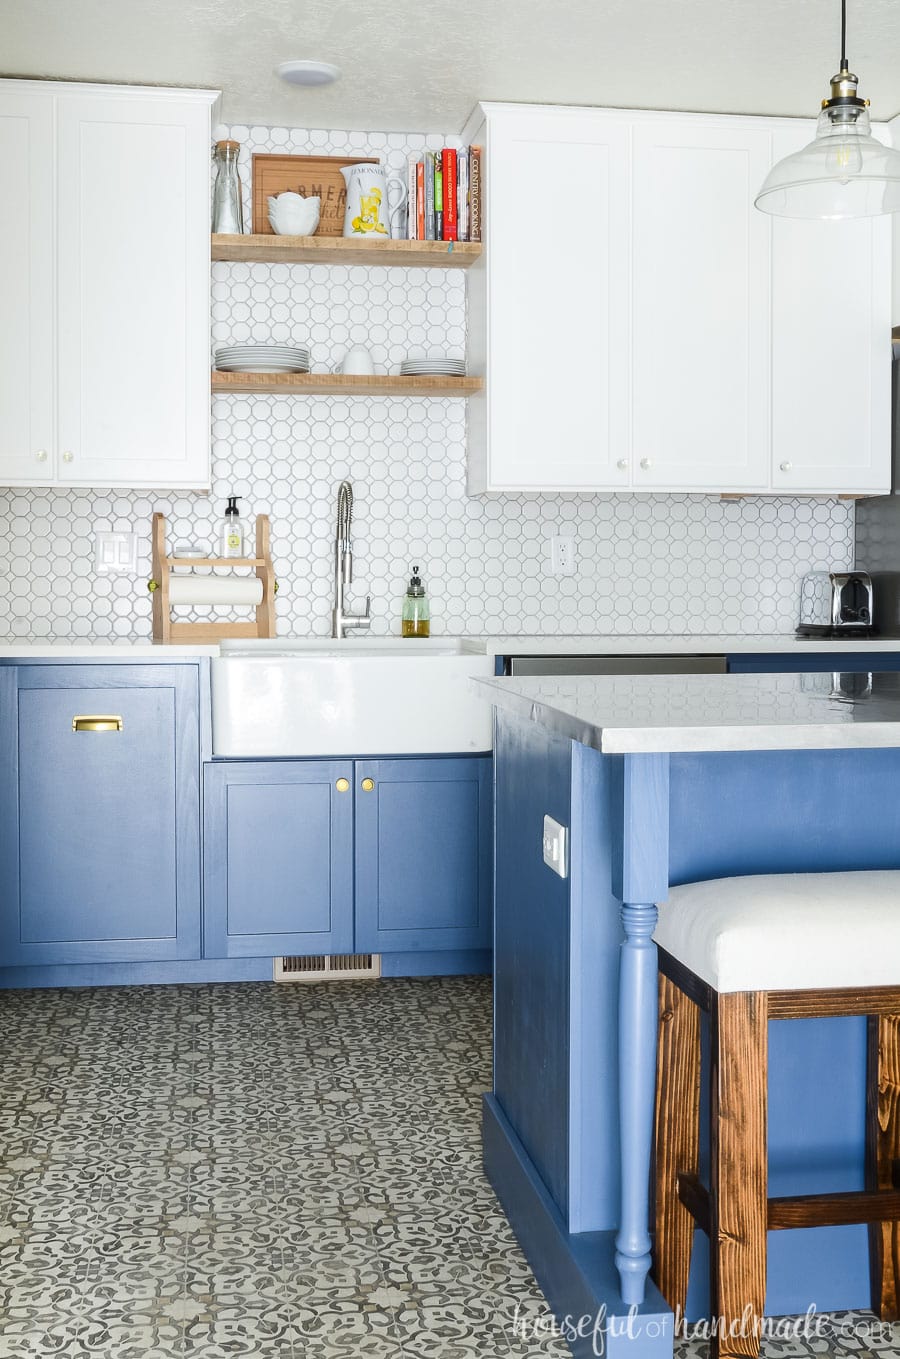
[483,1094,673,1358]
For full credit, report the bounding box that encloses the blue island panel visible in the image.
[493,715,574,1219]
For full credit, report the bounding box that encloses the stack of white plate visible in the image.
[216,344,310,373]
[399,356,466,377]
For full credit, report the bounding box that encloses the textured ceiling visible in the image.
[3,0,900,132]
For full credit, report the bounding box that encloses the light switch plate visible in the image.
[95,530,139,575]
[542,814,569,878]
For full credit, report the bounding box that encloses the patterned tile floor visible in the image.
[0,976,898,1359]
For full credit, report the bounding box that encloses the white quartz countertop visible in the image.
[2,633,900,660]
[5,633,900,660]
[475,672,900,754]
[468,633,900,656]
[0,643,219,658]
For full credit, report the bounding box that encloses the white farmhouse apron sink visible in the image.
[211,638,493,756]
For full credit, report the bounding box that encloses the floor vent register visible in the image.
[273,954,382,983]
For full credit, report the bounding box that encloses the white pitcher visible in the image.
[341,163,406,239]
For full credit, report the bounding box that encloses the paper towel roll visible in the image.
[168,574,264,606]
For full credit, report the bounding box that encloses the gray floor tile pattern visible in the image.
[0,977,897,1358]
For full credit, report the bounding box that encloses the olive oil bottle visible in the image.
[401,565,430,637]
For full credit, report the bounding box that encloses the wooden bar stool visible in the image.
[651,869,900,1359]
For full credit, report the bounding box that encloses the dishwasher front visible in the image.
[506,653,728,676]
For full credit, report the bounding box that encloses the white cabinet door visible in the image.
[770,126,891,495]
[56,93,211,488]
[477,108,630,491]
[631,121,772,491]
[0,91,54,484]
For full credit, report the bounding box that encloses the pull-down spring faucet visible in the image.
[332,481,372,639]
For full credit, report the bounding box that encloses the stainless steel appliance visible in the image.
[854,334,900,635]
[506,654,727,676]
[796,570,874,637]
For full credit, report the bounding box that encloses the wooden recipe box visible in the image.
[251,153,378,235]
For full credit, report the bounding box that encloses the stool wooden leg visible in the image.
[653,972,701,1315]
[867,1014,900,1320]
[710,991,767,1359]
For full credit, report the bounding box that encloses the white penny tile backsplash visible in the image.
[0,122,854,643]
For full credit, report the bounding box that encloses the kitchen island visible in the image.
[476,671,900,1357]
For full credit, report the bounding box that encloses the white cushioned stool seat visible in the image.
[654,870,900,993]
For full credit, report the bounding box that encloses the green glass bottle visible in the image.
[401,565,430,638]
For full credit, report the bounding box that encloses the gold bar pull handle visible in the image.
[73,715,123,733]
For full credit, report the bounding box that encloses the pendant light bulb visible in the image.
[755,0,900,219]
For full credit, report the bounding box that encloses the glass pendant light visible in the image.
[755,0,900,219]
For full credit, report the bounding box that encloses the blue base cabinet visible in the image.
[727,651,900,673]
[354,758,492,953]
[0,664,201,965]
[203,755,492,959]
[203,761,355,957]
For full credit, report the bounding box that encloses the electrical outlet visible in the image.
[542,814,569,878]
[95,531,139,575]
[549,535,576,576]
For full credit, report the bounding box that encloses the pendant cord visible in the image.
[841,0,847,69]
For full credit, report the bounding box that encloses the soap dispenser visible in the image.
[221,496,244,558]
[401,565,430,638]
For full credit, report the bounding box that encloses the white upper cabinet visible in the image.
[467,102,892,496]
[0,91,54,484]
[0,80,217,490]
[770,125,891,495]
[631,121,772,491]
[467,106,631,492]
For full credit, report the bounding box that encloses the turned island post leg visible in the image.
[612,754,670,1307]
[616,898,660,1304]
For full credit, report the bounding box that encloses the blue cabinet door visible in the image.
[0,664,201,965]
[354,756,492,953]
[203,761,354,957]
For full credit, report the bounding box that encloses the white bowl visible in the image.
[267,193,320,236]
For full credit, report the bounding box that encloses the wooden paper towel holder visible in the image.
[149,512,277,644]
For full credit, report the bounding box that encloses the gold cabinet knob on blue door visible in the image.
[335,778,350,793]
[361,778,375,792]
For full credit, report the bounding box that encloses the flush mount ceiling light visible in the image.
[276,60,341,87]
[755,0,900,219]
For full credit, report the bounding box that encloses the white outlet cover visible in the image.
[95,530,139,575]
[542,814,569,878]
[549,535,576,576]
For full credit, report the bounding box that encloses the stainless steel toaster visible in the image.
[797,570,874,636]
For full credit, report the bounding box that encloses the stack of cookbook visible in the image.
[406,147,482,243]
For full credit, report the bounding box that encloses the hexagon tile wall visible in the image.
[0,122,854,643]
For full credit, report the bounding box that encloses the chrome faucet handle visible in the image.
[363,595,371,619]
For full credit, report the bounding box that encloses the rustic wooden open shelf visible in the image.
[211,233,481,269]
[211,371,483,397]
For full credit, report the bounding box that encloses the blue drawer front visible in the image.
[203,761,354,958]
[0,665,201,965]
[354,756,492,954]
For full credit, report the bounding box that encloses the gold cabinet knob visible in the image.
[335,778,350,793]
[361,777,375,792]
[62,450,74,463]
